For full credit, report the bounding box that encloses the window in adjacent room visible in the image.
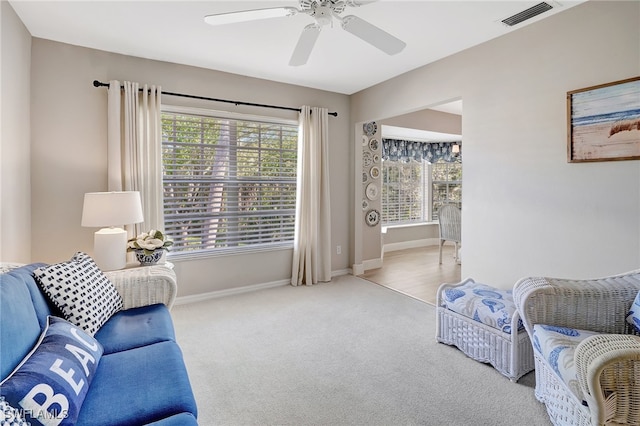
[430,161,462,220]
[381,139,461,226]
[382,160,427,224]
[161,106,298,256]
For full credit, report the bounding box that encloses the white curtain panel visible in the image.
[291,106,332,286]
[107,80,164,236]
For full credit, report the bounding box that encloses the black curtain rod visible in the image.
[93,80,338,117]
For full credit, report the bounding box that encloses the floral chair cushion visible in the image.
[626,290,640,333]
[532,324,600,405]
[442,281,522,333]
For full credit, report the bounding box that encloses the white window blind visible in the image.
[161,109,298,255]
[431,161,462,220]
[382,160,427,225]
[382,159,462,225]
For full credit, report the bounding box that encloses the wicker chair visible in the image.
[438,204,461,264]
[513,270,640,425]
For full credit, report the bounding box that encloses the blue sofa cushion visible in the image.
[34,253,123,336]
[8,263,58,329]
[0,271,43,381]
[626,290,640,333]
[0,316,103,426]
[76,341,197,426]
[145,412,199,425]
[94,303,176,354]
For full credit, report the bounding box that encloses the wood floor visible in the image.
[358,245,461,305]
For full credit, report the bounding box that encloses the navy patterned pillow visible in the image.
[34,252,123,336]
[0,316,103,425]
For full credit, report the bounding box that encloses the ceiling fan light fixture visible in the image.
[204,7,298,26]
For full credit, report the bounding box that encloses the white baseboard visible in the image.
[332,268,352,277]
[363,257,383,270]
[174,280,289,306]
[352,263,364,275]
[383,238,439,253]
[175,268,353,306]
[352,258,383,275]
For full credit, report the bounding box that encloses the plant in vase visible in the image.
[127,229,173,266]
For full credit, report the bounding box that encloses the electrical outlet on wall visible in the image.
[336,245,342,255]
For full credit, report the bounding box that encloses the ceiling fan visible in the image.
[204,0,406,66]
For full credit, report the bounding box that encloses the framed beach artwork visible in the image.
[567,76,640,163]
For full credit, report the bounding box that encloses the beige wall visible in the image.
[28,39,351,297]
[1,1,31,263]
[352,1,640,288]
[4,1,639,296]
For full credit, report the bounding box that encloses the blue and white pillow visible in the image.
[443,281,523,333]
[34,252,123,336]
[626,290,640,333]
[0,316,104,426]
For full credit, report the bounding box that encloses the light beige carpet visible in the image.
[172,274,550,426]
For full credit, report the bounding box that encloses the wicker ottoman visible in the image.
[435,278,534,382]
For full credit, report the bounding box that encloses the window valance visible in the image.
[382,139,461,163]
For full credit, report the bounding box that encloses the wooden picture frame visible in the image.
[567,76,640,163]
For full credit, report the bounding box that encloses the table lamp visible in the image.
[81,191,144,271]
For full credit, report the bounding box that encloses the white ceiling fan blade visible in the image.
[341,15,406,55]
[289,24,321,66]
[347,0,379,6]
[204,7,298,26]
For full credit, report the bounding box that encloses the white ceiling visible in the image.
[381,125,461,142]
[9,0,585,96]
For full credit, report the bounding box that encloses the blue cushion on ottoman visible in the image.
[442,281,522,333]
[77,341,197,425]
[94,304,176,354]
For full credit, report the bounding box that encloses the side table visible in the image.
[104,263,177,310]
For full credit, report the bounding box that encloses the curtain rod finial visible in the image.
[93,80,109,88]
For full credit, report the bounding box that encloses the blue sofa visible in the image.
[0,263,198,425]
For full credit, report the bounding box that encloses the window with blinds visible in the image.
[431,161,462,220]
[382,159,462,225]
[382,160,427,225]
[161,109,298,256]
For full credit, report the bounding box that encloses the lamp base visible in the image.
[93,227,127,271]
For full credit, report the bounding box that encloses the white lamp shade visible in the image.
[81,191,144,227]
[81,191,144,271]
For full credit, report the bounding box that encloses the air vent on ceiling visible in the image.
[501,2,553,27]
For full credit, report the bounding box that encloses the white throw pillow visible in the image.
[34,252,123,336]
